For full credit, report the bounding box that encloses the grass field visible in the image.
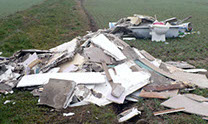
[0,0,89,56]
[0,90,117,124]
[0,0,44,18]
[85,0,208,69]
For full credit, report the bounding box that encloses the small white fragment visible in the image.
[4,91,9,95]
[9,91,14,94]
[63,112,75,117]
[183,69,207,73]
[125,97,138,102]
[151,59,162,67]
[4,90,14,95]
[118,107,141,123]
[197,31,200,35]
[4,100,11,104]
[123,37,136,41]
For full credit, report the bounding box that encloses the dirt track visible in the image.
[78,0,98,32]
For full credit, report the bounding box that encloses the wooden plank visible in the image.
[153,107,185,116]
[101,62,113,82]
[28,59,42,69]
[143,83,184,92]
[139,89,178,99]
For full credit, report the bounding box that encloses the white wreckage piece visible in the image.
[91,34,126,61]
[106,63,150,104]
[41,38,80,72]
[17,72,105,87]
[161,94,208,116]
[63,112,75,117]
[83,63,150,106]
[117,107,141,123]
[0,69,20,82]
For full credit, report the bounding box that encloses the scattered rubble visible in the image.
[0,15,207,122]
[109,14,192,42]
[3,100,15,105]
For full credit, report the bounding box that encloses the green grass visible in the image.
[0,0,44,18]
[0,0,89,56]
[84,0,208,69]
[0,90,59,124]
[0,90,117,124]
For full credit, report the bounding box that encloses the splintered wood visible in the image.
[153,107,185,116]
[139,89,178,99]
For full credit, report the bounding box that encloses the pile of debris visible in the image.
[1,28,208,122]
[109,14,193,42]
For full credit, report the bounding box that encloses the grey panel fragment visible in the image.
[39,78,76,109]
